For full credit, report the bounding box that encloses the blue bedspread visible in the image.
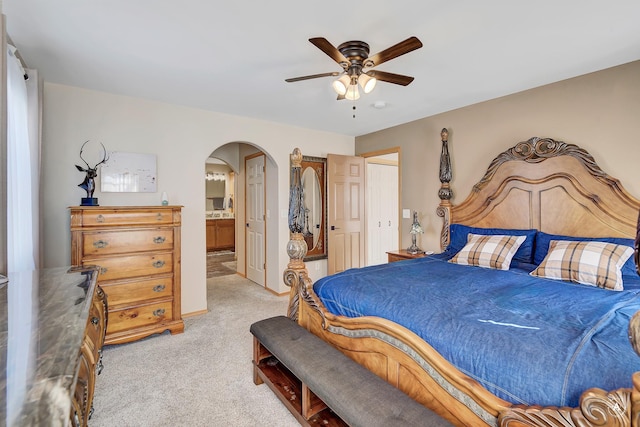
[314,255,640,406]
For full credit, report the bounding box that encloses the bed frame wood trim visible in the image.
[285,135,640,427]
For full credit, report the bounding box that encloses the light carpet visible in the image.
[90,274,298,426]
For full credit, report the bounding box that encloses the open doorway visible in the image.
[205,157,237,278]
[205,142,277,292]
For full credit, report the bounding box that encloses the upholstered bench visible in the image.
[251,315,453,427]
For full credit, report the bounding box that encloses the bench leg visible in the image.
[253,336,265,385]
[301,382,328,420]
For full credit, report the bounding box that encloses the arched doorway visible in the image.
[205,142,278,291]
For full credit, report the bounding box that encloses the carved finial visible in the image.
[286,147,309,321]
[438,128,453,197]
[291,147,302,168]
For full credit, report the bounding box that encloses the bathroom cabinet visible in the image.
[206,218,235,252]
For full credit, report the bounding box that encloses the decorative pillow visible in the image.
[449,234,526,271]
[530,240,634,291]
[446,224,537,264]
[533,231,636,276]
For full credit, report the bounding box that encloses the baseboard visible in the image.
[182,309,208,318]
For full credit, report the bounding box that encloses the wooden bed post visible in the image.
[283,148,309,321]
[436,128,453,250]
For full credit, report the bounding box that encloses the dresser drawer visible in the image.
[79,209,175,227]
[82,228,174,256]
[107,301,173,335]
[102,276,173,306]
[87,253,173,282]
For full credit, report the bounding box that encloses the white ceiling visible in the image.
[4,1,640,137]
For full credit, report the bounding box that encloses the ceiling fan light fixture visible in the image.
[359,73,377,94]
[332,75,350,96]
[345,84,360,101]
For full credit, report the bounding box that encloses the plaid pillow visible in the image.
[449,234,526,270]
[530,240,634,291]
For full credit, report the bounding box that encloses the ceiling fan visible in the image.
[285,36,423,100]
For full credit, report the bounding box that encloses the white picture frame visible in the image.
[101,151,157,192]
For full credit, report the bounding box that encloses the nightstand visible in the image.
[386,249,427,263]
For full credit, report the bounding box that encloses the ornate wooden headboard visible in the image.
[437,131,640,250]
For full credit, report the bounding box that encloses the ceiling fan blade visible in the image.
[367,36,423,67]
[285,72,340,83]
[368,70,415,86]
[309,37,349,66]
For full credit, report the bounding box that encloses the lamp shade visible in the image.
[358,73,377,94]
[332,75,350,96]
[345,84,360,100]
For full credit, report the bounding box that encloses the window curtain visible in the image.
[7,44,39,272]
[6,43,41,426]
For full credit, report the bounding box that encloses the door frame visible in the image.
[361,147,402,261]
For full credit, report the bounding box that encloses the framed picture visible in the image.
[101,151,157,192]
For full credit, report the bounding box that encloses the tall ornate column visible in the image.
[436,128,453,250]
[283,148,309,320]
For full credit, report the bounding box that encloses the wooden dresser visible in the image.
[70,206,184,345]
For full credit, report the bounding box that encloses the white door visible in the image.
[246,154,265,286]
[366,161,399,265]
[327,154,365,275]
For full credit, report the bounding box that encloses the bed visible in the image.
[283,134,640,427]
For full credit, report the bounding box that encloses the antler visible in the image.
[78,140,91,170]
[78,141,109,170]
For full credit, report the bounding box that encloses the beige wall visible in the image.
[42,83,354,315]
[355,60,640,253]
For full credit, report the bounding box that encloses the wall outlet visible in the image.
[402,209,411,219]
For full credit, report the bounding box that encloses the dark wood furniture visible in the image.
[70,206,183,345]
[206,218,235,251]
[386,249,426,262]
[284,137,640,427]
[0,267,106,427]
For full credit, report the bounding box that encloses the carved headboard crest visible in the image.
[474,137,608,192]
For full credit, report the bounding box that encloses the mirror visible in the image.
[205,167,230,211]
[300,156,327,261]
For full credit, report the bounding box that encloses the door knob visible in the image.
[331,225,340,230]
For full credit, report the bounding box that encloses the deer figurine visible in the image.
[75,140,109,205]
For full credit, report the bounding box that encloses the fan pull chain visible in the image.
[352,104,356,119]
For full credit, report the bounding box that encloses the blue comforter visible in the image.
[314,255,640,406]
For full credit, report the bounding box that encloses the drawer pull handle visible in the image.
[153,308,166,317]
[152,260,165,268]
[96,214,105,223]
[153,284,166,292]
[156,213,163,221]
[153,236,166,244]
[99,267,108,275]
[91,316,99,325]
[93,240,109,249]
